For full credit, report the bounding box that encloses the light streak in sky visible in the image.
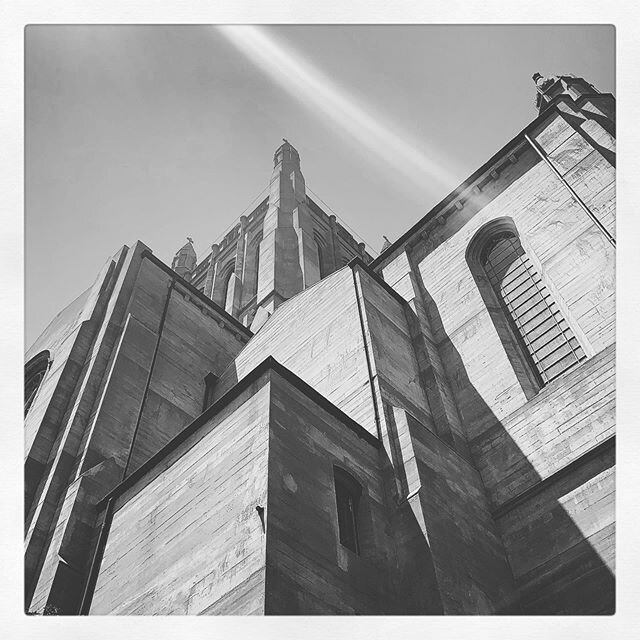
[216,25,462,196]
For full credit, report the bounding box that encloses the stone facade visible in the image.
[183,140,372,331]
[24,74,615,615]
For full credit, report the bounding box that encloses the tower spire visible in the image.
[252,140,321,328]
[532,72,600,113]
[171,237,197,281]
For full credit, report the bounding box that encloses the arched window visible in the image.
[315,240,325,278]
[475,226,586,386]
[243,232,263,301]
[333,467,362,554]
[25,351,51,416]
[221,265,235,315]
[313,232,328,279]
[253,244,261,295]
[202,372,218,411]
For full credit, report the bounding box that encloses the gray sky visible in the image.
[25,25,614,347]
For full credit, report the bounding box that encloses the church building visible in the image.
[24,74,615,615]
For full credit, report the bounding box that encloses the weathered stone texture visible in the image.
[497,445,614,614]
[375,98,615,615]
[382,147,614,436]
[388,409,517,613]
[25,83,615,616]
[126,275,247,473]
[531,110,615,238]
[25,253,120,473]
[215,268,377,434]
[265,372,393,614]
[75,256,247,478]
[356,268,434,432]
[470,344,615,509]
[29,458,120,613]
[25,242,148,607]
[349,267,517,613]
[25,247,247,611]
[91,378,271,615]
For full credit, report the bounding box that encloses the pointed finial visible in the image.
[282,137,289,144]
[187,237,194,244]
[381,235,392,251]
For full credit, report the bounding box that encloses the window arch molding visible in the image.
[466,217,519,266]
[332,465,373,556]
[248,232,263,299]
[314,237,328,280]
[24,350,52,416]
[214,260,236,313]
[466,217,587,395]
[222,268,235,315]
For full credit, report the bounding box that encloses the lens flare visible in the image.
[216,25,462,196]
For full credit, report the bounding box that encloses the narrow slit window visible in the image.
[314,233,328,279]
[481,232,586,385]
[316,240,326,278]
[334,468,361,554]
[223,270,235,315]
[254,245,261,294]
[203,372,218,412]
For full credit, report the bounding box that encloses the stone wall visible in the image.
[25,251,123,510]
[90,377,271,615]
[265,371,392,614]
[26,93,616,617]
[214,268,378,434]
[25,247,248,612]
[375,102,615,614]
[355,266,517,613]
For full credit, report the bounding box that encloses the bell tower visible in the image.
[532,72,607,114]
[171,237,197,281]
[253,139,321,325]
[173,140,373,330]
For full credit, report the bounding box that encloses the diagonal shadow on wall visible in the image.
[414,273,615,615]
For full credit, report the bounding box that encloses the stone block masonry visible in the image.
[25,74,615,615]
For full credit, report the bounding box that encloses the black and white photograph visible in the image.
[8,5,637,634]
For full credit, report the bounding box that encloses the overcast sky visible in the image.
[25,25,615,346]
